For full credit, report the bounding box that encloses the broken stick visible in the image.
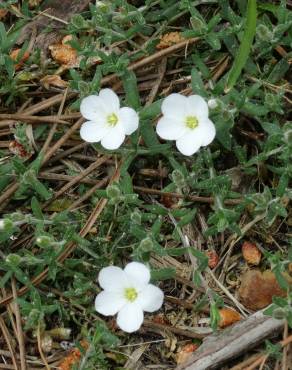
[176,310,284,370]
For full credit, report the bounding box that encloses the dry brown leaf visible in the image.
[242,241,261,265]
[49,35,79,68]
[238,269,292,310]
[0,9,8,19]
[152,313,169,325]
[41,74,68,89]
[176,343,198,365]
[218,308,241,328]
[206,250,219,269]
[10,49,30,70]
[156,32,185,49]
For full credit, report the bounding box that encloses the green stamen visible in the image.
[107,113,118,126]
[124,287,138,302]
[185,116,199,129]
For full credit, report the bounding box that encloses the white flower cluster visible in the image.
[80,89,216,155]
[80,89,217,332]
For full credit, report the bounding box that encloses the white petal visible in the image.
[124,262,150,286]
[136,284,164,312]
[185,95,209,119]
[176,131,202,156]
[156,116,186,140]
[118,107,139,135]
[101,125,125,150]
[117,302,144,333]
[80,120,109,143]
[95,291,126,316]
[197,118,216,146]
[80,95,107,120]
[161,93,187,119]
[99,89,120,113]
[98,266,129,292]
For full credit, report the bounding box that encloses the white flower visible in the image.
[95,262,164,333]
[79,89,139,150]
[156,93,216,156]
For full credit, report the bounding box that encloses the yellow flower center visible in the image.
[185,115,199,129]
[107,113,118,126]
[124,287,138,302]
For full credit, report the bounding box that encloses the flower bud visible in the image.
[139,237,153,252]
[172,169,185,188]
[131,210,141,225]
[36,235,53,248]
[10,212,25,222]
[0,218,14,232]
[208,99,218,109]
[283,125,292,147]
[6,253,22,267]
[257,24,273,42]
[106,184,121,199]
[22,169,36,184]
[272,307,286,320]
[190,16,207,33]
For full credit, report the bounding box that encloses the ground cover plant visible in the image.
[0,0,291,369]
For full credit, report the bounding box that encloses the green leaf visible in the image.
[177,208,197,227]
[139,119,160,148]
[31,197,44,220]
[122,70,140,110]
[225,0,257,92]
[139,99,162,120]
[151,267,176,281]
[210,302,220,330]
[191,67,206,97]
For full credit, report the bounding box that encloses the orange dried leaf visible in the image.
[218,308,241,328]
[49,35,78,68]
[242,241,261,265]
[59,340,88,370]
[176,343,198,365]
[206,250,219,269]
[41,75,68,89]
[29,0,42,8]
[10,49,30,70]
[156,32,185,49]
[0,9,8,19]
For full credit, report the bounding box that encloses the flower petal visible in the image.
[124,262,150,287]
[99,89,120,113]
[197,118,216,146]
[95,291,126,316]
[101,125,125,150]
[80,95,107,120]
[136,284,164,312]
[80,120,109,143]
[156,116,186,140]
[117,302,144,333]
[118,107,139,135]
[185,95,209,119]
[176,131,202,156]
[98,266,129,292]
[161,93,187,119]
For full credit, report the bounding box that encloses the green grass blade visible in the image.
[225,0,257,92]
